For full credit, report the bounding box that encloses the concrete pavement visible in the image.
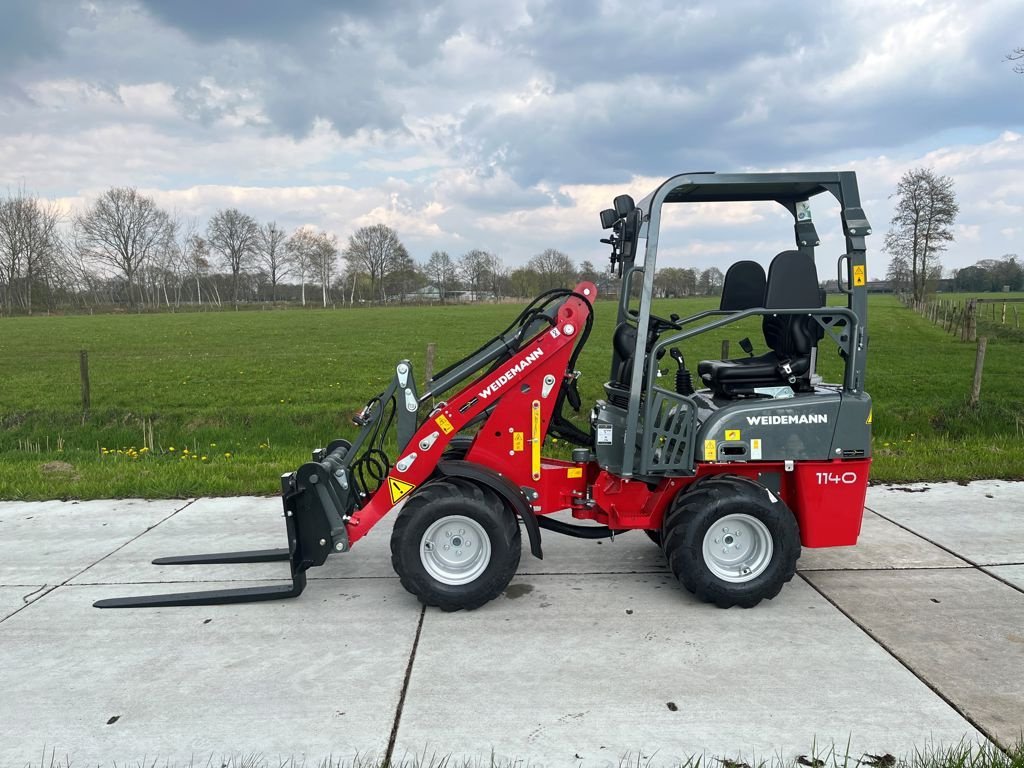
[0,483,1021,767]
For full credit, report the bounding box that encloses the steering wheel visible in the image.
[628,309,682,332]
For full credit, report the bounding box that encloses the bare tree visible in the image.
[883,168,958,304]
[342,224,405,303]
[885,252,912,294]
[75,187,173,309]
[0,189,64,314]
[528,248,576,290]
[207,208,259,305]
[507,266,539,298]
[181,233,213,306]
[424,250,457,302]
[459,249,492,299]
[484,252,506,299]
[287,227,314,306]
[256,221,291,301]
[289,227,337,307]
[385,245,419,302]
[310,232,338,308]
[1008,47,1024,73]
[697,266,724,295]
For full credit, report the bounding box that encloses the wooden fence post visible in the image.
[721,339,730,359]
[79,350,91,417]
[1001,303,1006,325]
[970,337,987,407]
[424,342,437,387]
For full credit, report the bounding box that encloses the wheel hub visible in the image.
[420,515,491,586]
[701,513,773,583]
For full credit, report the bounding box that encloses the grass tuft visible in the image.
[22,740,1024,768]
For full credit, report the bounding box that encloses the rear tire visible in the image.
[662,475,800,608]
[391,478,521,611]
[644,529,662,547]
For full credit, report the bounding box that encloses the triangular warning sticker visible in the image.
[866,408,872,425]
[388,477,416,504]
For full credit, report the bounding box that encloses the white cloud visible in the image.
[0,0,1021,277]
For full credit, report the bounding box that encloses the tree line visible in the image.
[0,186,728,315]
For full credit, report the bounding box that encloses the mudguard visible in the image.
[436,459,543,559]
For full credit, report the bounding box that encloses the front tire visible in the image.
[391,479,521,611]
[662,475,800,608]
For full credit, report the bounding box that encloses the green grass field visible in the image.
[1,294,1022,499]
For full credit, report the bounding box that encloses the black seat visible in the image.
[719,260,766,312]
[605,321,638,406]
[699,251,823,397]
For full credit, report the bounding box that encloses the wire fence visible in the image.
[898,294,1024,342]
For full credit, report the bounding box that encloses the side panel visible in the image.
[784,458,870,546]
[697,394,842,462]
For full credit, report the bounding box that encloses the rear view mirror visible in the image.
[600,209,618,229]
[613,194,635,217]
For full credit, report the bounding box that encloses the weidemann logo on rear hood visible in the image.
[478,347,544,398]
[746,414,828,425]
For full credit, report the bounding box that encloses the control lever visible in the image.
[739,337,755,357]
[669,347,694,396]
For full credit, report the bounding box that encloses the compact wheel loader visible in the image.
[97,171,873,611]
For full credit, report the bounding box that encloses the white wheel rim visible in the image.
[420,515,492,586]
[701,513,773,583]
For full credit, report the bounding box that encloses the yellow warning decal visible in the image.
[750,438,762,460]
[513,432,524,451]
[567,467,583,479]
[435,414,454,434]
[724,429,741,441]
[866,408,872,425]
[853,264,866,287]
[704,439,717,461]
[388,477,416,505]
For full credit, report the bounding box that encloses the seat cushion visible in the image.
[698,351,782,385]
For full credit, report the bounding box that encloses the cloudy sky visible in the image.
[1,0,1022,279]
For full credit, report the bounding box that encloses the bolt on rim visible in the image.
[701,513,773,583]
[420,515,492,586]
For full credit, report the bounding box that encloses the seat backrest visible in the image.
[720,260,767,311]
[762,251,823,357]
[612,321,637,387]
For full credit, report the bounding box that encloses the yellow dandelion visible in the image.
[201,456,208,461]
[210,443,217,448]
[224,452,232,459]
[168,446,175,452]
